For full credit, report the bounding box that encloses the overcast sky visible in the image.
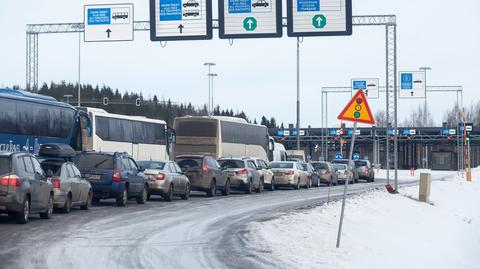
[1,0,479,128]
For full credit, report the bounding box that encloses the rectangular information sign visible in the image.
[287,0,352,37]
[219,0,282,38]
[351,78,379,99]
[150,0,212,41]
[399,71,426,98]
[84,4,134,42]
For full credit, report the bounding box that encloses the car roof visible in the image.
[218,158,245,161]
[176,155,208,159]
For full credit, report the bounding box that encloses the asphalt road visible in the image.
[0,177,411,269]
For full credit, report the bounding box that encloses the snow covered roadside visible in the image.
[246,170,480,269]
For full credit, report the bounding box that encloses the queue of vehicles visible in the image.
[0,89,374,224]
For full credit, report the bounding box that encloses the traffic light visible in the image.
[135,98,141,107]
[103,97,108,106]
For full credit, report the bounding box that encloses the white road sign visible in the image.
[287,0,352,37]
[84,4,134,42]
[218,0,282,39]
[351,78,379,99]
[399,71,426,98]
[150,0,212,41]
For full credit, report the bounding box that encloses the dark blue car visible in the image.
[75,152,148,207]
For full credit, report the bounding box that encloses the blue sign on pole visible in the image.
[353,152,360,160]
[442,129,450,136]
[229,0,251,13]
[88,8,111,25]
[400,73,413,90]
[353,80,367,90]
[329,129,337,136]
[335,152,343,159]
[160,0,182,21]
[402,129,411,136]
[347,130,353,135]
[297,0,320,12]
[307,155,312,160]
[364,156,369,160]
[277,130,285,136]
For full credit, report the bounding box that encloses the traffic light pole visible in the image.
[336,122,357,248]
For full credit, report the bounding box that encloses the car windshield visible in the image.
[137,161,166,170]
[355,161,368,167]
[0,157,11,175]
[176,158,202,169]
[270,162,294,169]
[312,162,328,170]
[218,160,245,169]
[40,162,62,176]
[75,154,114,170]
[332,164,347,170]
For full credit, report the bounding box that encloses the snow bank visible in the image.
[247,170,480,269]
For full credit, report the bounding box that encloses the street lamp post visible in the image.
[203,62,216,116]
[208,73,218,115]
[419,66,432,169]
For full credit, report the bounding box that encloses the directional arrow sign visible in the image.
[312,14,326,28]
[243,17,257,31]
[337,89,375,125]
[106,28,112,38]
[178,24,185,33]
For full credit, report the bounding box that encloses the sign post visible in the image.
[335,89,375,248]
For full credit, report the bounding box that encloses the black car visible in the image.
[0,152,53,224]
[75,152,148,207]
[252,0,269,7]
[183,0,199,7]
[300,162,320,187]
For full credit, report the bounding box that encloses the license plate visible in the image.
[274,172,283,176]
[88,175,101,180]
[228,172,236,176]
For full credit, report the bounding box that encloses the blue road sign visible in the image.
[364,156,369,160]
[353,80,367,91]
[353,152,360,160]
[277,130,284,136]
[400,73,413,90]
[297,0,320,12]
[160,0,182,21]
[403,129,411,136]
[291,130,298,136]
[335,152,343,159]
[329,129,338,136]
[229,0,251,13]
[347,130,353,135]
[88,8,111,25]
[442,129,450,136]
[307,155,312,160]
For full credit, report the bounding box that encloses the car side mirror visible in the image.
[138,166,145,172]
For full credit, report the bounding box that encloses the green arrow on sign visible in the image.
[312,14,327,29]
[243,17,257,31]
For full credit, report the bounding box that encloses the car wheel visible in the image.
[61,193,72,214]
[136,186,148,204]
[306,178,311,189]
[15,197,30,224]
[40,194,53,219]
[270,179,275,191]
[116,188,128,207]
[256,179,264,193]
[245,179,253,194]
[221,180,230,196]
[80,191,92,210]
[181,184,190,200]
[294,178,300,190]
[206,180,216,197]
[164,184,174,202]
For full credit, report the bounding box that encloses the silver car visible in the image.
[137,161,190,202]
[246,157,275,191]
[218,158,263,194]
[269,161,310,189]
[40,160,93,213]
[331,163,353,184]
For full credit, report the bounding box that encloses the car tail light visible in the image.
[365,167,369,173]
[112,170,122,182]
[285,170,295,175]
[0,174,21,187]
[237,169,248,175]
[157,172,165,181]
[202,161,209,173]
[51,178,61,189]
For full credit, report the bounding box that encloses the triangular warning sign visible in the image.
[337,89,375,125]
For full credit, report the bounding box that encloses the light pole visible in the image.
[63,94,73,104]
[419,66,431,169]
[208,73,218,115]
[296,37,301,150]
[203,62,216,116]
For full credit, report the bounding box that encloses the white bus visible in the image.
[81,107,173,161]
[173,116,275,161]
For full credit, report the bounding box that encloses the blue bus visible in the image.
[0,89,91,154]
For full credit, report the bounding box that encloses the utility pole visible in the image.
[296,37,301,150]
[419,66,431,170]
[203,62,216,116]
[77,31,81,107]
[208,73,218,115]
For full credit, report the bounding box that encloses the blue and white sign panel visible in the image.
[335,152,343,159]
[218,0,282,39]
[150,0,212,41]
[84,4,134,42]
[351,78,379,99]
[353,152,360,160]
[399,71,426,98]
[287,0,352,37]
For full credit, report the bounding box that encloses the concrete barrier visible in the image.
[419,173,431,203]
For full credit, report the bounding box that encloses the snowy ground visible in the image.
[247,169,480,269]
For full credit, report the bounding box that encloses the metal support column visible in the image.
[26,33,38,91]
